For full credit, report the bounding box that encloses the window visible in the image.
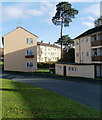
[26,38,33,44]
[76,53,79,57]
[26,50,33,56]
[82,52,84,55]
[26,62,33,68]
[68,67,76,71]
[86,51,89,56]
[76,41,79,45]
[86,38,88,42]
[75,67,77,71]
[81,39,83,42]
[94,51,97,56]
[68,67,70,70]
[94,35,97,41]
[72,67,74,71]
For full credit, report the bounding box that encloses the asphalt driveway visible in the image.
[12,76,101,111]
[2,72,102,111]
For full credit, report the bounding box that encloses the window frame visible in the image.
[26,38,33,44]
[76,53,79,57]
[86,51,89,56]
[26,50,34,56]
[76,41,79,45]
[26,62,34,68]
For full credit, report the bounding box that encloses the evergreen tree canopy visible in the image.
[58,48,75,63]
[52,2,78,27]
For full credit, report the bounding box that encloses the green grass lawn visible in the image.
[0,62,3,65]
[0,62,3,71]
[37,69,49,73]
[1,78,101,119]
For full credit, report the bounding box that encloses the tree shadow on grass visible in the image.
[0,88,17,91]
[2,79,102,119]
[2,81,49,118]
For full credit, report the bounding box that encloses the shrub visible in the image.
[37,62,55,69]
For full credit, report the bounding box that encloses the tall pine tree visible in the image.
[52,2,78,58]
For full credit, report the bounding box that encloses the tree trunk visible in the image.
[60,18,63,59]
[61,41,63,59]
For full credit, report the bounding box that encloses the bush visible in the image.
[37,62,55,69]
[58,48,75,63]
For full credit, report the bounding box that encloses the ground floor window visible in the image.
[26,50,33,56]
[26,62,33,68]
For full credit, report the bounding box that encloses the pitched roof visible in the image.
[37,42,60,48]
[3,27,38,38]
[74,25,102,39]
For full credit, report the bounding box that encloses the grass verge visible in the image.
[1,78,101,119]
[0,62,3,65]
[37,69,49,73]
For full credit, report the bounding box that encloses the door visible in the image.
[100,65,102,77]
[63,66,66,76]
[96,65,102,78]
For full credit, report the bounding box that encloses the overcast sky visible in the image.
[1,0,102,47]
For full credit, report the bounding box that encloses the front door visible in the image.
[96,65,102,78]
[63,66,66,76]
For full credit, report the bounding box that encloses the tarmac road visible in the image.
[11,76,102,111]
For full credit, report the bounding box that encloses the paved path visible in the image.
[11,76,102,111]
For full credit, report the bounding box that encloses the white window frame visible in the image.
[26,50,33,56]
[76,41,79,45]
[26,62,33,68]
[86,51,89,56]
[76,53,79,57]
[26,38,33,44]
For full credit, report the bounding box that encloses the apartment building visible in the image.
[2,27,61,72]
[2,27,38,72]
[75,24,102,64]
[56,10,102,78]
[74,24,102,78]
[37,42,61,63]
[56,24,102,78]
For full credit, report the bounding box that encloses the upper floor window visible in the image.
[76,41,79,45]
[26,50,33,56]
[86,51,89,56]
[100,34,102,40]
[94,35,97,41]
[76,53,79,57]
[81,39,83,42]
[82,52,84,55]
[94,51,97,56]
[86,38,88,42]
[26,38,33,44]
[26,62,33,68]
